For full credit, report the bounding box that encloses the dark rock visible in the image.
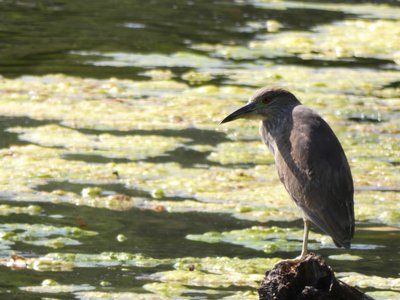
[258,253,374,300]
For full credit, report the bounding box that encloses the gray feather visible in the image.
[261,105,354,247]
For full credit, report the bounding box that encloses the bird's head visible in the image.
[220,88,301,124]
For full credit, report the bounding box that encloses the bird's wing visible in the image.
[288,106,354,247]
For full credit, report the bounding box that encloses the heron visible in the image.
[221,88,354,259]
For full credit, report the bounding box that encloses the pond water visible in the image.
[0,0,399,299]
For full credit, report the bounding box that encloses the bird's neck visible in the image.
[259,104,297,156]
[262,104,297,137]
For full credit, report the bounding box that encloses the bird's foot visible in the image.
[273,254,307,267]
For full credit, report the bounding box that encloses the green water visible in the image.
[0,0,399,299]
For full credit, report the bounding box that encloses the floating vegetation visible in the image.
[21,280,95,293]
[255,19,400,61]
[0,204,41,216]
[182,70,213,84]
[365,290,400,300]
[187,226,324,253]
[207,141,274,165]
[235,0,400,20]
[355,191,400,226]
[75,291,170,300]
[1,250,277,299]
[339,273,400,291]
[146,256,281,290]
[328,254,363,261]
[195,9,400,63]
[116,234,127,242]
[143,282,224,298]
[72,51,226,69]
[0,251,171,272]
[8,124,190,160]
[0,223,97,250]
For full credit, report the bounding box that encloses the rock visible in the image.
[258,253,373,300]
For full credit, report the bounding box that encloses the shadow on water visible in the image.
[268,56,398,69]
[62,146,260,169]
[62,153,133,164]
[142,146,261,169]
[62,147,221,168]
[0,196,262,259]
[0,116,57,149]
[72,126,230,146]
[142,146,219,168]
[0,194,263,300]
[0,0,356,79]
[34,180,201,203]
[1,118,259,169]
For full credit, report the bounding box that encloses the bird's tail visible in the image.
[304,204,354,249]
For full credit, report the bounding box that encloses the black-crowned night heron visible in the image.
[221,88,354,259]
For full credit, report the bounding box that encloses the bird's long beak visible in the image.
[220,102,257,124]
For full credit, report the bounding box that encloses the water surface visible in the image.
[0,0,399,299]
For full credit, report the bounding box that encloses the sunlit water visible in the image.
[0,0,399,299]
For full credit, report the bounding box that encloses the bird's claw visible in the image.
[273,254,308,267]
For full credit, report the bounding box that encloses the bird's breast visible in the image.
[259,120,314,206]
[259,121,277,155]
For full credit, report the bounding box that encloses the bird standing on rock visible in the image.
[221,88,355,259]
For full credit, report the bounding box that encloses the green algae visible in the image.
[339,273,400,291]
[220,66,400,99]
[8,124,190,160]
[44,252,171,269]
[223,290,258,300]
[182,70,213,84]
[21,280,95,293]
[131,190,298,223]
[1,251,280,280]
[355,191,400,226]
[365,291,400,300]
[173,256,280,275]
[328,254,363,261]
[0,71,398,137]
[74,51,225,69]
[2,254,74,271]
[186,226,324,253]
[0,223,97,250]
[0,251,170,271]
[247,1,400,20]
[0,140,396,227]
[0,204,41,216]
[142,69,174,81]
[260,19,400,61]
[207,141,274,165]
[143,282,223,298]
[352,159,399,188]
[194,12,400,63]
[0,144,123,199]
[75,291,169,300]
[116,234,127,242]
[1,250,278,298]
[126,164,301,223]
[81,187,103,198]
[150,188,165,199]
[149,269,263,288]
[0,134,397,228]
[130,197,236,214]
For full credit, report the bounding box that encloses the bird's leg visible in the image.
[273,218,311,266]
[299,218,310,258]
